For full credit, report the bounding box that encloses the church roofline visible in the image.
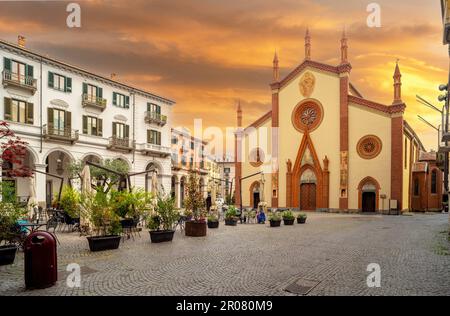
[348,95,406,115]
[243,111,272,132]
[270,60,351,90]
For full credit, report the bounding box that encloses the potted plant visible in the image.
[224,206,239,226]
[282,210,295,226]
[0,201,26,265]
[82,191,122,252]
[268,212,282,227]
[207,213,219,229]
[111,189,148,233]
[184,172,207,237]
[147,195,179,243]
[297,213,308,224]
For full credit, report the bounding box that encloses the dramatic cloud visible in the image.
[0,0,446,151]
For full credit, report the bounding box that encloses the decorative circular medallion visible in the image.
[292,100,324,133]
[249,147,265,167]
[357,135,382,159]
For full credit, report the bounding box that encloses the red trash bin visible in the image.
[24,231,57,289]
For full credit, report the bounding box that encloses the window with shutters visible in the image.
[114,122,127,139]
[147,103,161,114]
[48,72,71,92]
[4,98,33,124]
[113,92,129,108]
[147,130,161,145]
[83,115,102,136]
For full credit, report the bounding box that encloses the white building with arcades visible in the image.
[0,36,174,207]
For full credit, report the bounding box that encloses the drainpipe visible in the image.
[132,90,136,166]
[39,57,43,153]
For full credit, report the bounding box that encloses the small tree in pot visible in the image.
[207,213,219,229]
[224,206,239,226]
[268,212,282,227]
[297,213,308,224]
[147,194,179,243]
[184,172,207,237]
[0,198,26,265]
[282,210,295,226]
[82,191,122,252]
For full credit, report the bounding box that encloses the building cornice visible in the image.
[0,39,175,106]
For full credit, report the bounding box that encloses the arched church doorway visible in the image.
[249,181,260,209]
[299,169,317,211]
[358,177,380,213]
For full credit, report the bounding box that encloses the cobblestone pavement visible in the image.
[1,212,449,296]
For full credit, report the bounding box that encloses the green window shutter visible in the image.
[156,105,161,114]
[98,119,103,137]
[147,130,151,143]
[125,124,130,139]
[113,92,117,105]
[47,108,54,128]
[48,72,54,88]
[147,103,151,112]
[82,83,88,94]
[26,103,33,124]
[125,96,130,109]
[98,87,103,98]
[112,122,117,137]
[82,116,88,134]
[157,132,161,145]
[3,57,11,72]
[65,77,72,92]
[26,65,33,78]
[4,97,12,120]
[65,111,72,129]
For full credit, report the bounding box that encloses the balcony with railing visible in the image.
[138,142,171,157]
[82,93,107,111]
[2,70,37,94]
[144,111,167,126]
[43,124,79,144]
[107,137,135,152]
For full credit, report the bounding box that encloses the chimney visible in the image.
[111,73,117,80]
[18,35,26,48]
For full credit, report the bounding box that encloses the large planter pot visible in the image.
[225,218,238,226]
[297,218,307,224]
[283,219,295,226]
[0,245,17,266]
[185,221,207,237]
[207,221,219,229]
[149,230,175,243]
[87,235,121,252]
[269,220,282,227]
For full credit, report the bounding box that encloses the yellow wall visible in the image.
[278,68,341,208]
[241,118,272,207]
[348,104,392,211]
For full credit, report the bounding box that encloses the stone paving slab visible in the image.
[1,213,449,296]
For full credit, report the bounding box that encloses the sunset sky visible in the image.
[0,0,447,152]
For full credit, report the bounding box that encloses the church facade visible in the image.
[235,29,441,213]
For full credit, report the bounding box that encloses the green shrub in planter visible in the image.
[297,212,307,224]
[282,210,295,225]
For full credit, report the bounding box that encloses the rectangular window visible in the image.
[48,72,71,92]
[147,103,161,113]
[431,170,437,194]
[6,98,33,124]
[83,115,102,136]
[190,141,194,150]
[53,108,66,135]
[404,138,408,169]
[11,60,26,84]
[224,168,230,173]
[113,92,129,108]
[414,178,420,196]
[115,123,126,139]
[148,130,161,145]
[171,137,178,144]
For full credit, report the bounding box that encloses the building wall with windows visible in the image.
[0,37,174,206]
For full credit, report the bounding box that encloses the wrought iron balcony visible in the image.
[2,70,37,94]
[82,93,107,111]
[144,111,167,126]
[43,124,79,144]
[107,137,135,152]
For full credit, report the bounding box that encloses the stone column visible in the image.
[34,164,47,208]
